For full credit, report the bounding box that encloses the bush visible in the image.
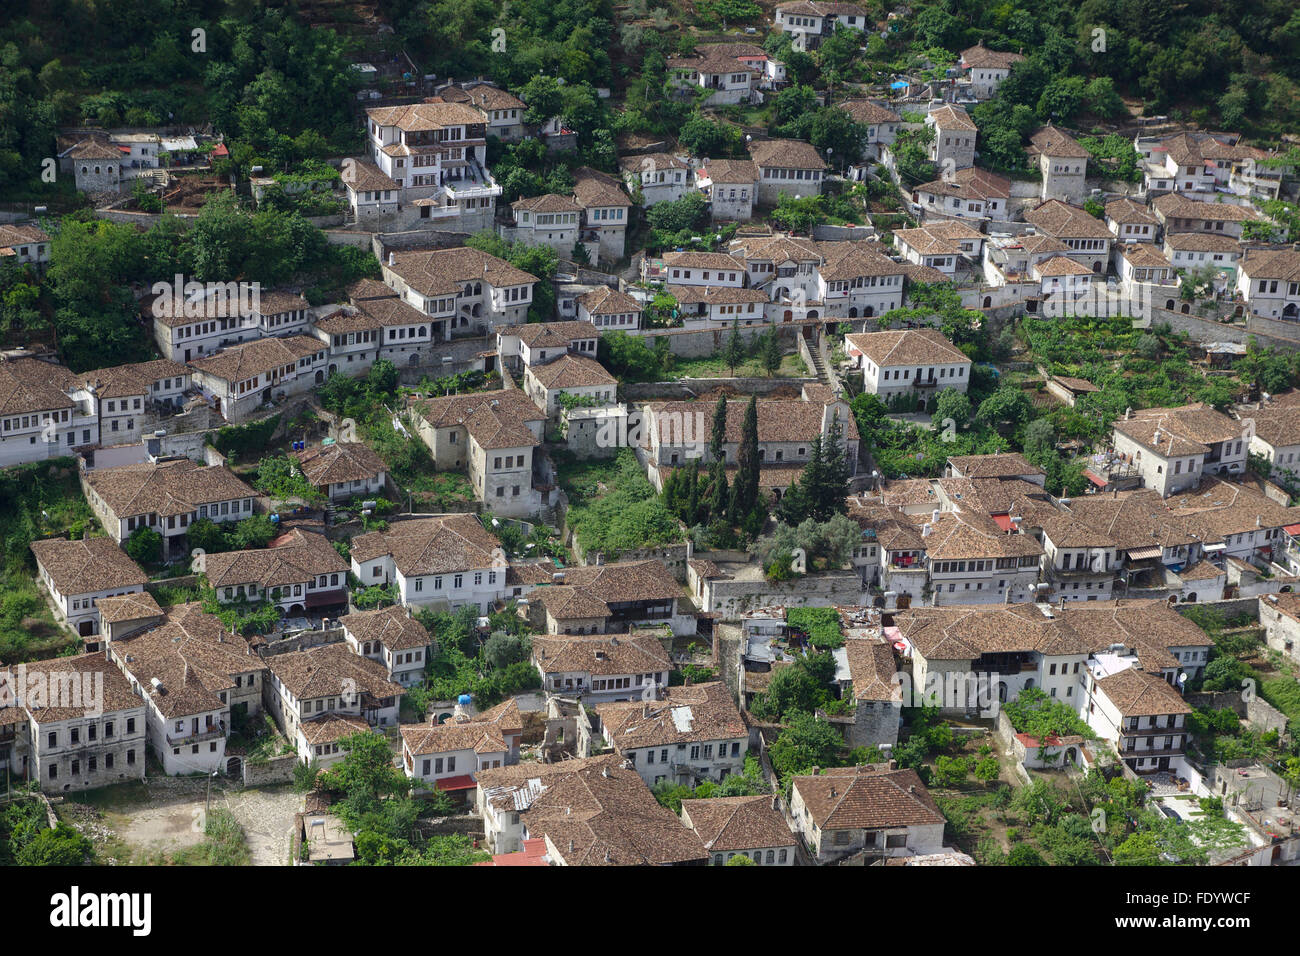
[123,526,163,566]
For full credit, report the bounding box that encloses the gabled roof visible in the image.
[572,167,632,209]
[837,99,901,126]
[202,529,348,590]
[295,441,387,487]
[507,320,600,349]
[959,41,1026,71]
[1029,125,1089,159]
[365,101,486,131]
[410,388,545,450]
[532,632,671,677]
[83,459,256,519]
[21,653,142,723]
[1024,199,1114,240]
[577,286,642,316]
[947,453,1043,480]
[188,335,324,384]
[0,356,79,415]
[113,603,258,719]
[748,138,828,170]
[400,699,521,758]
[682,795,795,852]
[597,682,745,750]
[266,641,405,702]
[340,604,431,652]
[1096,666,1192,718]
[526,353,616,390]
[1152,193,1266,223]
[386,247,538,297]
[845,328,970,368]
[532,560,683,621]
[31,535,147,596]
[792,764,944,830]
[350,514,503,577]
[926,104,977,131]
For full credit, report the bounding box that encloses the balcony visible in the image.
[167,720,226,746]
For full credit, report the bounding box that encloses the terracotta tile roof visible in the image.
[1247,406,1300,448]
[189,334,324,384]
[700,159,759,183]
[947,453,1043,479]
[461,83,525,112]
[31,536,147,596]
[533,560,683,621]
[75,358,190,400]
[203,528,349,590]
[96,590,162,624]
[401,714,508,758]
[1034,255,1095,277]
[1163,232,1241,253]
[0,224,50,249]
[577,286,642,316]
[1105,198,1158,225]
[501,761,707,865]
[843,638,902,702]
[410,388,545,450]
[386,247,537,297]
[748,138,827,170]
[512,193,582,214]
[817,240,909,280]
[1096,666,1192,718]
[350,514,503,577]
[532,631,671,677]
[571,167,631,209]
[1179,559,1226,581]
[619,152,689,173]
[507,320,599,349]
[313,309,383,335]
[662,250,747,271]
[347,278,399,303]
[1163,476,1300,538]
[681,795,795,851]
[926,104,977,131]
[68,139,122,160]
[1120,243,1172,269]
[0,356,79,415]
[1025,199,1114,240]
[84,459,256,519]
[1238,247,1300,281]
[845,328,969,368]
[665,284,770,305]
[1063,491,1200,552]
[22,653,142,723]
[267,641,405,702]
[113,602,259,718]
[1116,403,1243,454]
[343,160,403,195]
[340,604,430,653]
[838,99,900,125]
[526,354,616,390]
[919,509,1044,561]
[666,52,757,76]
[648,395,859,446]
[792,764,944,830]
[253,291,311,317]
[731,234,822,263]
[960,41,1026,71]
[1153,193,1265,223]
[300,712,371,744]
[913,165,1010,201]
[598,682,744,751]
[1039,513,1117,549]
[295,441,387,487]
[355,294,440,328]
[366,102,486,131]
[1029,125,1089,159]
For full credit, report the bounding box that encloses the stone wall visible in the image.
[705,569,865,620]
[633,321,820,359]
[621,377,814,400]
[242,753,298,787]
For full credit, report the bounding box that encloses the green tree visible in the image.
[124,526,163,566]
[16,822,92,866]
[767,710,844,781]
[761,324,783,376]
[723,324,746,375]
[728,395,760,523]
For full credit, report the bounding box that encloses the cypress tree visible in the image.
[817,419,850,520]
[729,395,760,522]
[709,392,728,463]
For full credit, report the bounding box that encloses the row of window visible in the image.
[49,749,135,779]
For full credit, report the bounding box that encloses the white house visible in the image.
[30,536,147,639]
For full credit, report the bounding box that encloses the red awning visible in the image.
[434,774,477,792]
[992,514,1014,531]
[1285,524,1300,536]
[1084,469,1108,488]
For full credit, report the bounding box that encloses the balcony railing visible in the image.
[167,720,226,746]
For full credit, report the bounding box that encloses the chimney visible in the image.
[931,509,940,524]
[811,766,820,776]
[387,251,395,266]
